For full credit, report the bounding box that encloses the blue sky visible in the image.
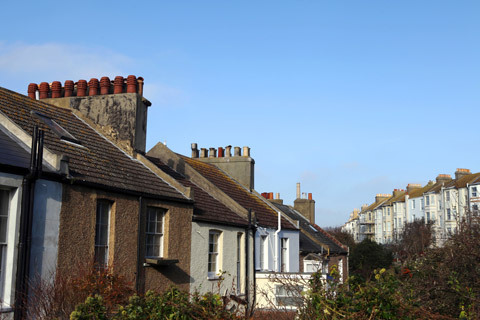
[1,1,479,226]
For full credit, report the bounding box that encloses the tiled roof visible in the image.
[445,173,480,189]
[146,156,248,227]
[407,182,434,198]
[0,86,187,201]
[384,191,405,205]
[271,202,347,254]
[180,156,297,230]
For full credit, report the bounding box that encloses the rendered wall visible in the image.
[190,222,246,295]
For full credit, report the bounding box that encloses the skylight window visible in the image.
[308,225,318,233]
[31,111,81,145]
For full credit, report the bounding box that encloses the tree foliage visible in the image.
[349,239,393,281]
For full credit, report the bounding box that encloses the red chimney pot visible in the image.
[114,76,124,94]
[64,80,74,97]
[27,83,38,99]
[39,82,50,99]
[77,80,87,97]
[126,75,137,93]
[51,81,62,98]
[218,147,224,157]
[100,77,110,95]
[308,193,312,200]
[88,78,99,96]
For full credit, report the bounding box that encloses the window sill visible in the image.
[144,258,179,267]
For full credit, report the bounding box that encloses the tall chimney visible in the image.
[191,143,199,158]
[296,183,301,199]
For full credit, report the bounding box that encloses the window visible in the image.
[280,238,288,272]
[208,231,221,278]
[438,200,441,209]
[146,207,165,258]
[94,200,111,268]
[421,199,424,209]
[32,111,82,145]
[453,206,457,216]
[276,285,303,307]
[368,212,371,220]
[426,212,430,222]
[0,190,9,299]
[473,187,478,197]
[304,260,320,273]
[447,208,451,220]
[446,191,450,202]
[260,235,267,270]
[412,200,415,209]
[387,208,390,216]
[426,196,430,206]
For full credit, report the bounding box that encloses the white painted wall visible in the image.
[30,179,62,282]
[190,222,247,295]
[255,227,300,273]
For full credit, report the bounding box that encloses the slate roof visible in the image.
[146,156,248,227]
[0,86,187,201]
[271,202,348,254]
[180,156,297,230]
[445,173,480,189]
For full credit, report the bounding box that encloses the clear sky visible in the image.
[1,1,479,227]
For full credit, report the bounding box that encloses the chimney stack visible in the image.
[455,168,471,180]
[225,145,232,157]
[375,193,391,203]
[294,185,315,224]
[436,174,452,184]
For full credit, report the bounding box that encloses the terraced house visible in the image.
[344,168,480,246]
[0,77,195,318]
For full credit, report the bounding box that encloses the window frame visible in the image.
[280,237,289,272]
[145,207,165,259]
[208,230,221,279]
[94,200,111,268]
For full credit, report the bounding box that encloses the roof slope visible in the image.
[147,156,247,227]
[181,156,297,230]
[271,202,347,254]
[0,126,31,169]
[0,86,186,200]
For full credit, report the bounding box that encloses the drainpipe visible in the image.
[274,211,282,272]
[245,209,251,313]
[135,196,143,293]
[15,127,43,320]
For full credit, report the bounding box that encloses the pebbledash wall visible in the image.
[56,184,193,293]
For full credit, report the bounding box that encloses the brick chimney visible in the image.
[193,143,255,190]
[455,168,471,180]
[293,183,315,224]
[29,76,150,154]
[392,189,405,197]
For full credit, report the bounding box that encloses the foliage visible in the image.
[68,287,239,320]
[349,239,393,281]
[392,219,435,261]
[324,226,356,250]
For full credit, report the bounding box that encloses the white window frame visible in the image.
[208,230,221,279]
[145,207,165,258]
[304,260,321,273]
[0,173,22,310]
[94,200,111,268]
[260,235,268,271]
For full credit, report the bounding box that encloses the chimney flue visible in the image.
[39,82,50,99]
[308,193,312,200]
[234,147,241,156]
[200,148,208,158]
[126,75,137,93]
[100,77,110,95]
[114,76,124,94]
[225,145,232,157]
[64,80,74,97]
[51,81,62,98]
[243,146,250,157]
[218,147,224,157]
[28,83,38,99]
[209,148,217,158]
[88,78,99,96]
[296,183,301,199]
[191,143,199,158]
[77,80,87,97]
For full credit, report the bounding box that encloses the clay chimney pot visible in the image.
[218,147,224,157]
[39,82,50,99]
[88,78,99,96]
[64,80,74,97]
[100,77,111,95]
[27,83,38,99]
[114,76,124,94]
[126,75,137,93]
[77,80,87,97]
[51,81,62,98]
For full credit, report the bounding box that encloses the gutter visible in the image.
[274,211,282,272]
